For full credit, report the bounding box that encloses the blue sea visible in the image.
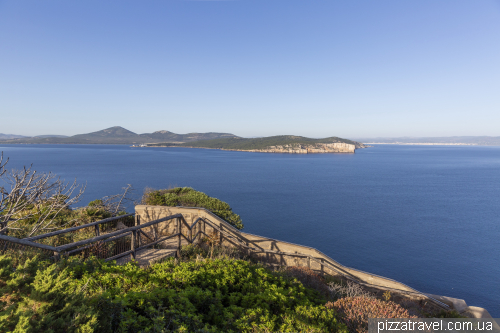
[1,144,499,316]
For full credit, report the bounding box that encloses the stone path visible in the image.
[116,248,176,266]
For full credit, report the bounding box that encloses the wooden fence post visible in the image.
[94,225,100,237]
[189,224,193,244]
[135,214,141,247]
[219,224,223,245]
[177,218,181,258]
[131,230,136,261]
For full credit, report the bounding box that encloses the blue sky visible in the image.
[1,0,499,139]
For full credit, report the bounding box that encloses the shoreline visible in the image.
[365,142,479,146]
[134,143,358,154]
[132,145,357,154]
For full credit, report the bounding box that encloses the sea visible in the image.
[0,143,498,316]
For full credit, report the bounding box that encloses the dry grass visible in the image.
[326,296,417,333]
[328,280,374,300]
[278,266,331,298]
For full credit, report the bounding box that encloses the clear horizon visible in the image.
[1,1,499,138]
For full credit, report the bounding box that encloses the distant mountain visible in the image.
[67,127,140,144]
[0,126,239,144]
[148,135,365,150]
[353,136,500,146]
[0,133,29,140]
[140,130,237,143]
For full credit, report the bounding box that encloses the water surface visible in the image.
[1,144,498,316]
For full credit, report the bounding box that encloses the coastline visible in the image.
[132,143,358,154]
[365,142,479,146]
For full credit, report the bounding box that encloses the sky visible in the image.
[1,0,499,139]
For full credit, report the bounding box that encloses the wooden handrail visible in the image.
[26,213,135,241]
[196,215,450,310]
[55,214,182,251]
[1,209,450,310]
[0,234,57,251]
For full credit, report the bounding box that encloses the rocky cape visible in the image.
[221,142,356,154]
[159,142,359,154]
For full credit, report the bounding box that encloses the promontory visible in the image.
[145,135,366,154]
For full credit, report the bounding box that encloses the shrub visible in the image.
[328,280,374,300]
[0,254,347,332]
[326,296,417,333]
[142,187,244,229]
[280,266,331,299]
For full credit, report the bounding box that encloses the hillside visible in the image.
[139,130,237,143]
[0,126,239,144]
[148,135,365,150]
[0,133,29,140]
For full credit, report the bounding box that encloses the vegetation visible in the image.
[326,297,417,333]
[0,254,347,333]
[142,187,244,229]
[0,126,238,145]
[0,239,466,333]
[0,152,87,238]
[148,135,364,150]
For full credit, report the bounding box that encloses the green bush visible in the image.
[0,255,347,332]
[143,187,244,229]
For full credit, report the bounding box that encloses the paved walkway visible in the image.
[116,237,189,267]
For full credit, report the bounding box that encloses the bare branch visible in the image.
[0,152,8,178]
[92,184,134,215]
[0,153,86,238]
[114,184,132,214]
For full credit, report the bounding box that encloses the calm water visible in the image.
[1,144,499,316]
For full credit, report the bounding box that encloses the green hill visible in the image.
[0,127,239,144]
[148,135,365,150]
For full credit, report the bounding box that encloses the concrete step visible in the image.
[116,248,176,267]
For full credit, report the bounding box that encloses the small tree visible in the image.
[142,187,244,229]
[0,152,86,238]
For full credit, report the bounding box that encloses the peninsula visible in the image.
[145,135,365,153]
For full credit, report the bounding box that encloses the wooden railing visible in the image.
[0,210,451,311]
[0,213,228,263]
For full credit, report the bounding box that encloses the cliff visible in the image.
[228,142,356,154]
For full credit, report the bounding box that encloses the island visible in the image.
[142,135,366,153]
